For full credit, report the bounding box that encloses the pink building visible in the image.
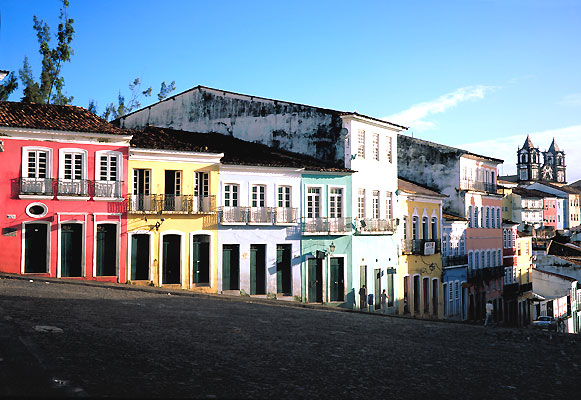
[542,196,558,229]
[0,102,131,282]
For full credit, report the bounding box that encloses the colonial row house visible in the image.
[115,85,404,311]
[526,181,581,231]
[397,177,446,319]
[397,135,504,321]
[442,212,469,320]
[0,101,131,281]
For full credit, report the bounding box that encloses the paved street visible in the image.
[1,276,580,399]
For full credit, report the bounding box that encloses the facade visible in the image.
[502,222,533,326]
[397,134,504,321]
[442,212,468,320]
[116,85,404,311]
[527,181,581,230]
[542,196,559,230]
[512,187,545,232]
[0,102,131,282]
[517,136,566,184]
[128,127,222,291]
[532,269,578,333]
[499,187,522,225]
[397,178,446,319]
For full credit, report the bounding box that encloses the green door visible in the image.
[131,234,149,280]
[61,223,82,277]
[162,235,181,284]
[308,258,322,303]
[276,244,292,294]
[96,224,117,276]
[24,223,48,273]
[222,244,239,290]
[330,257,344,302]
[192,236,210,284]
[250,244,266,295]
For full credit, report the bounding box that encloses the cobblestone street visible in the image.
[1,276,580,399]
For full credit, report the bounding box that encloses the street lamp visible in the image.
[329,242,336,255]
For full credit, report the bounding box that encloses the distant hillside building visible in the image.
[517,135,566,185]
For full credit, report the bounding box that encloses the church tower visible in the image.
[541,138,566,184]
[516,135,541,183]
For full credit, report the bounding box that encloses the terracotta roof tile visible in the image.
[398,177,447,198]
[0,101,128,135]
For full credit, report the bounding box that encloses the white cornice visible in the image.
[340,114,404,132]
[0,127,132,145]
[130,148,223,164]
[220,163,304,175]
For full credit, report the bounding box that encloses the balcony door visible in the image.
[164,170,182,211]
[133,169,151,211]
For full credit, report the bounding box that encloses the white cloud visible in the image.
[384,85,496,131]
[559,93,581,107]
[458,125,581,184]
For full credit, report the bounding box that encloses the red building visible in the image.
[0,102,131,282]
[543,196,558,229]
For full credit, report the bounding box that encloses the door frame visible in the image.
[189,230,214,289]
[127,230,154,282]
[57,217,86,278]
[305,255,323,303]
[329,254,347,303]
[20,220,51,274]
[93,220,121,278]
[159,230,185,288]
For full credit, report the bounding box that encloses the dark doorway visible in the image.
[330,257,344,302]
[24,223,48,273]
[61,223,82,277]
[222,244,240,290]
[96,224,117,276]
[250,244,266,295]
[162,234,181,284]
[308,258,323,302]
[374,268,381,310]
[131,234,149,280]
[192,235,210,284]
[276,244,292,294]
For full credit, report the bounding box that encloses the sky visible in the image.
[1,0,580,183]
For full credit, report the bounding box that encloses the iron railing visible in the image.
[218,207,299,225]
[358,218,396,233]
[460,180,497,193]
[249,207,275,224]
[467,265,505,284]
[219,207,247,223]
[275,207,298,224]
[442,254,468,267]
[18,178,123,199]
[93,180,123,198]
[128,194,216,214]
[19,177,54,196]
[301,217,352,234]
[401,239,441,255]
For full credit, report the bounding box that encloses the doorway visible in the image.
[192,235,210,284]
[374,268,381,310]
[276,244,292,294]
[308,258,323,303]
[162,234,181,284]
[24,223,48,273]
[96,224,117,276]
[330,257,344,302]
[222,244,240,290]
[250,244,266,295]
[61,223,82,277]
[131,234,150,280]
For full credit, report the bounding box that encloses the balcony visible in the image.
[57,179,90,197]
[401,239,441,255]
[460,180,497,193]
[467,265,505,284]
[19,177,54,196]
[218,207,299,225]
[358,218,396,234]
[301,217,352,234]
[275,207,298,224]
[442,254,468,268]
[128,194,216,214]
[503,281,533,297]
[93,180,123,199]
[249,207,274,224]
[17,178,123,199]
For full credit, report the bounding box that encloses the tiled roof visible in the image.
[512,187,555,198]
[442,212,467,222]
[0,101,127,135]
[398,177,447,198]
[130,126,351,172]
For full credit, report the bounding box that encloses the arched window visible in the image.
[481,252,485,269]
[497,208,501,228]
[422,217,429,239]
[431,217,438,239]
[468,252,473,268]
[412,216,419,240]
[474,251,479,268]
[498,250,502,266]
[486,207,490,228]
[474,207,479,228]
[468,205,473,228]
[487,250,491,267]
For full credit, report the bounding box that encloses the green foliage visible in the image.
[96,78,177,121]
[20,0,74,104]
[0,72,19,101]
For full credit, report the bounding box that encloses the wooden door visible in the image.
[61,223,82,277]
[96,224,116,276]
[24,223,48,273]
[131,234,149,280]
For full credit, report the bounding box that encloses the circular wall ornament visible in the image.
[26,202,48,218]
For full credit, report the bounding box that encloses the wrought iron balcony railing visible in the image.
[467,265,505,284]
[249,207,275,224]
[219,206,247,223]
[19,177,54,196]
[401,239,441,255]
[275,207,298,224]
[57,179,90,197]
[93,180,123,198]
[460,180,497,193]
[128,194,216,214]
[218,207,299,225]
[301,217,352,234]
[358,218,396,233]
[442,254,468,267]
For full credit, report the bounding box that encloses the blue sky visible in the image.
[2,0,580,182]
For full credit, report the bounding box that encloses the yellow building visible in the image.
[127,129,223,292]
[397,178,447,319]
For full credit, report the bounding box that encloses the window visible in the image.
[307,187,321,219]
[503,229,508,248]
[58,148,88,196]
[403,217,408,240]
[357,189,365,219]
[251,185,266,207]
[224,184,239,207]
[412,216,419,240]
[278,186,291,208]
[195,172,209,197]
[474,207,479,228]
[385,191,392,219]
[481,252,485,269]
[94,151,122,198]
[431,217,438,239]
[517,242,521,256]
[372,133,379,161]
[357,130,365,159]
[63,153,84,180]
[133,169,150,195]
[386,136,392,163]
[468,206,473,228]
[422,217,429,239]
[329,188,343,218]
[448,282,454,315]
[487,250,491,267]
[497,208,501,228]
[26,149,49,179]
[468,252,473,268]
[372,190,379,219]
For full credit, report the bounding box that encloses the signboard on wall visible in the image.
[424,241,435,255]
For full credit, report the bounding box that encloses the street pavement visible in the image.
[1,274,580,399]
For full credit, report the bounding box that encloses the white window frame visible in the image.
[306,186,322,219]
[94,150,123,199]
[59,148,88,181]
[223,183,240,207]
[328,186,345,219]
[22,146,53,179]
[357,189,366,219]
[357,130,365,159]
[251,184,266,208]
[372,133,379,161]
